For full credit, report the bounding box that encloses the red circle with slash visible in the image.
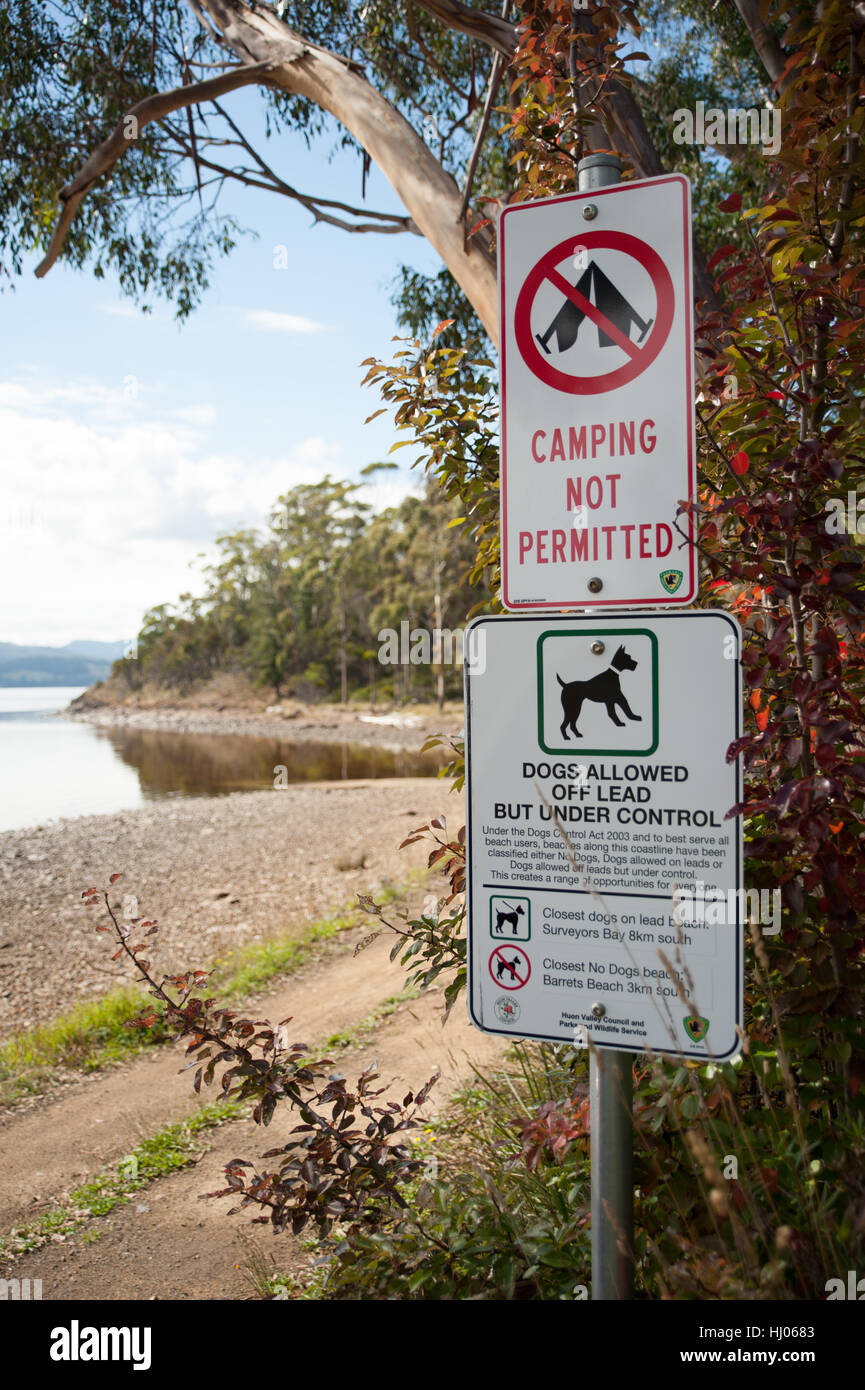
[514,230,675,395]
[488,944,532,991]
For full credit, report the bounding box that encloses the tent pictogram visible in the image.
[488,944,531,990]
[536,261,654,356]
[514,230,675,396]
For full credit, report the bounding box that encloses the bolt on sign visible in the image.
[464,611,744,1059]
[498,175,697,610]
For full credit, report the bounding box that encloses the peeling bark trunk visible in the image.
[201,0,500,341]
[37,0,729,354]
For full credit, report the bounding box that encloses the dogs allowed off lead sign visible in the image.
[499,175,697,610]
[465,610,744,1060]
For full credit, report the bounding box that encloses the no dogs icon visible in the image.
[514,230,674,395]
[488,944,532,991]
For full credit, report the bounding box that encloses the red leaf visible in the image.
[719,193,742,213]
[731,451,749,475]
[109,872,123,884]
[706,243,739,272]
[432,319,455,339]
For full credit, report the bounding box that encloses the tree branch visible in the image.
[731,0,787,87]
[410,0,517,59]
[458,3,510,236]
[197,0,499,336]
[162,115,420,234]
[34,61,283,278]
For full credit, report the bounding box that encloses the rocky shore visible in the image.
[0,778,460,1038]
[65,699,465,755]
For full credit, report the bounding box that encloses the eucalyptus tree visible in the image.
[2,1,800,337]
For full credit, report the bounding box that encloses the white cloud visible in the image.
[245,309,328,334]
[0,380,124,411]
[358,475,422,513]
[0,378,344,646]
[103,303,139,320]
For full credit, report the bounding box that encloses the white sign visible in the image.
[465,611,743,1059]
[499,175,697,610]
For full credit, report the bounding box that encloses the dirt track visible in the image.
[0,921,507,1300]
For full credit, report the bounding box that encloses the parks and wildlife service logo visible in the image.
[495,997,521,1025]
[683,1015,710,1043]
[660,567,683,594]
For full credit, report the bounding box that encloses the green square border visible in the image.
[489,893,531,940]
[536,628,659,756]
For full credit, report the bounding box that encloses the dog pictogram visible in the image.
[493,902,525,936]
[488,945,531,990]
[496,953,522,982]
[557,644,643,740]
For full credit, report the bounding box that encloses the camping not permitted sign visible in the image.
[499,175,697,610]
[465,610,744,1059]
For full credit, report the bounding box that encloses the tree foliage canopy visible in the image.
[122,474,478,701]
[0,0,823,329]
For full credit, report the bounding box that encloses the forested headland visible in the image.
[108,474,479,708]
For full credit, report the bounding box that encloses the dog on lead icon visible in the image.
[489,895,531,940]
[537,630,658,756]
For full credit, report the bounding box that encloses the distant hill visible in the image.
[61,640,129,662]
[0,640,127,687]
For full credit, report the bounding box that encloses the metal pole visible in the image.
[577,151,622,192]
[590,1041,634,1298]
[576,151,635,1301]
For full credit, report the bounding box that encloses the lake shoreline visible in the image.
[65,701,465,754]
[0,777,457,1041]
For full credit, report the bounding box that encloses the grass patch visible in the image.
[0,877,414,1108]
[0,1098,241,1259]
[0,988,174,1105]
[324,987,420,1051]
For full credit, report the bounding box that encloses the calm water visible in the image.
[0,688,444,833]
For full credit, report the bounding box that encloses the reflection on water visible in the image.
[0,686,447,832]
[98,726,447,799]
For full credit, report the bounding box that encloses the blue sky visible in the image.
[0,94,446,647]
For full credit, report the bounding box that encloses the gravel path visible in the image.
[0,779,461,1038]
[0,932,506,1299]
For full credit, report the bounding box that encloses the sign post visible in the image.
[581,154,635,1304]
[465,154,744,1302]
[591,1047,633,1300]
